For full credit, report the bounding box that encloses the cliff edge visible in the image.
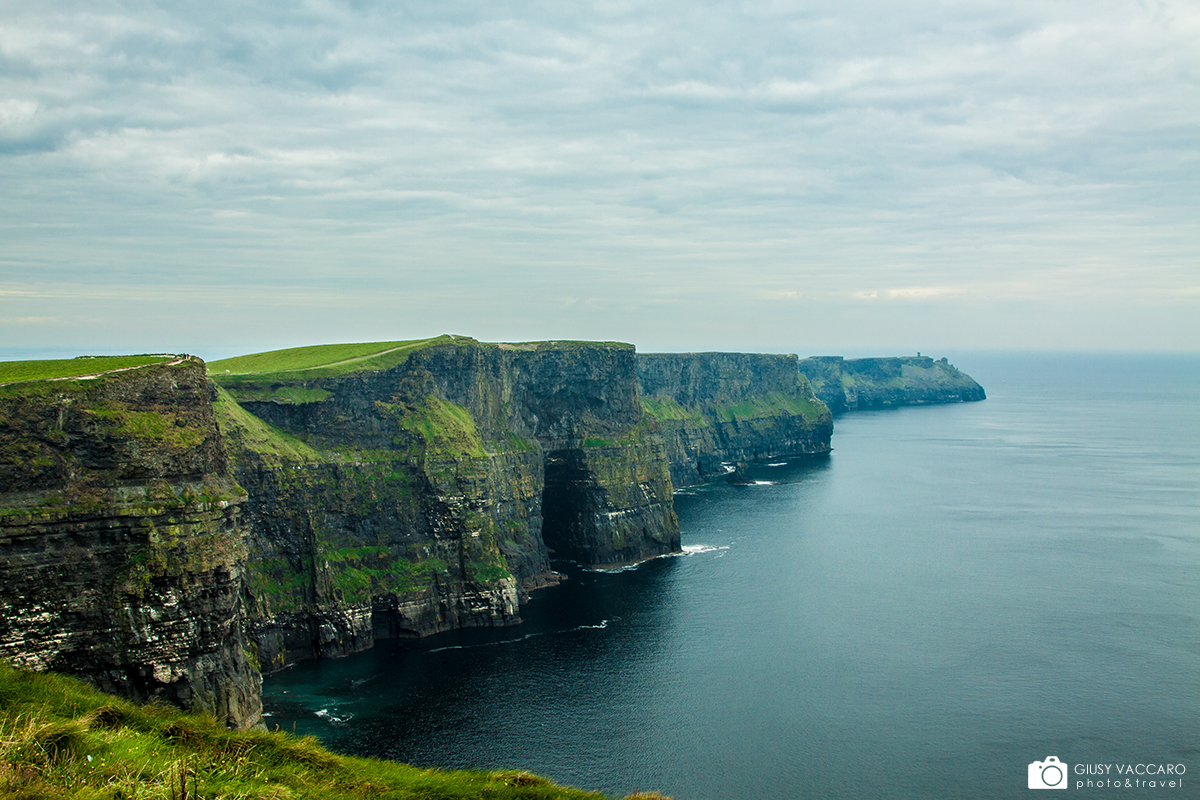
[0,356,261,729]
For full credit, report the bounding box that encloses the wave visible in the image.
[583,544,731,574]
[767,462,787,467]
[584,562,642,573]
[315,708,353,724]
[678,544,730,555]
[427,619,616,653]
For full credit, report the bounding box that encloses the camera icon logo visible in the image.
[1029,756,1069,789]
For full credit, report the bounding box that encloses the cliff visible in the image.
[0,356,261,729]
[797,356,985,414]
[0,340,979,717]
[636,353,833,488]
[209,337,678,670]
[0,661,663,800]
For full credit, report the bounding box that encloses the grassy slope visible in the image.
[208,337,457,381]
[0,663,666,800]
[0,356,174,385]
[641,390,828,426]
[711,391,827,423]
[211,385,324,466]
[209,337,635,386]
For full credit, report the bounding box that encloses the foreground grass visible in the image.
[0,663,667,800]
[0,356,174,385]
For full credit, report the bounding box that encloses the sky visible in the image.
[1,0,1197,361]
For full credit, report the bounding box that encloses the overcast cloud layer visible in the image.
[1,0,1197,358]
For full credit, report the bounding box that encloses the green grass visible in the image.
[0,356,175,385]
[712,391,829,423]
[639,397,707,424]
[0,662,663,800]
[87,408,208,451]
[498,340,633,351]
[323,550,449,604]
[212,386,324,466]
[208,337,457,381]
[388,396,487,460]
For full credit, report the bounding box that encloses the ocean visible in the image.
[261,353,1200,799]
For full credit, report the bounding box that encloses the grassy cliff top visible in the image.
[496,340,634,351]
[0,355,178,385]
[208,336,459,380]
[209,336,636,386]
[0,662,658,800]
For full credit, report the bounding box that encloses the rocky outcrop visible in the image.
[211,337,678,670]
[637,353,833,488]
[798,356,985,413]
[0,358,261,729]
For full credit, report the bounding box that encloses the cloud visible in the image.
[885,287,964,300]
[0,0,1196,353]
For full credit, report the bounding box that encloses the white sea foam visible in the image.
[676,544,731,556]
[427,619,616,653]
[575,620,610,631]
[767,462,787,467]
[585,563,641,573]
[753,480,776,485]
[315,708,353,724]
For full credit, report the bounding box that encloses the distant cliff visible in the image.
[797,356,985,414]
[0,357,261,729]
[637,352,833,487]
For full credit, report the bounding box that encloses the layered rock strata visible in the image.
[0,341,984,717]
[0,358,261,729]
[798,356,986,414]
[211,337,678,670]
[636,352,833,488]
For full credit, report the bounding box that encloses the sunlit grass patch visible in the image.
[0,356,174,385]
[208,337,453,379]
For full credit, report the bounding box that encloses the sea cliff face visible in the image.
[0,339,980,718]
[798,356,986,414]
[211,337,678,669]
[637,352,833,487]
[0,358,261,729]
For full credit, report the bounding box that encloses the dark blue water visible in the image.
[262,353,1200,799]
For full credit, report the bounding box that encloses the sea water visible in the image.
[262,353,1200,799]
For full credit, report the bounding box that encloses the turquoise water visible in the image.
[262,353,1200,799]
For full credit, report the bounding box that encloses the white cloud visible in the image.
[0,0,1196,354]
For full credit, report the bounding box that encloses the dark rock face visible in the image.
[215,339,678,669]
[0,359,261,729]
[637,352,833,488]
[798,356,986,413]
